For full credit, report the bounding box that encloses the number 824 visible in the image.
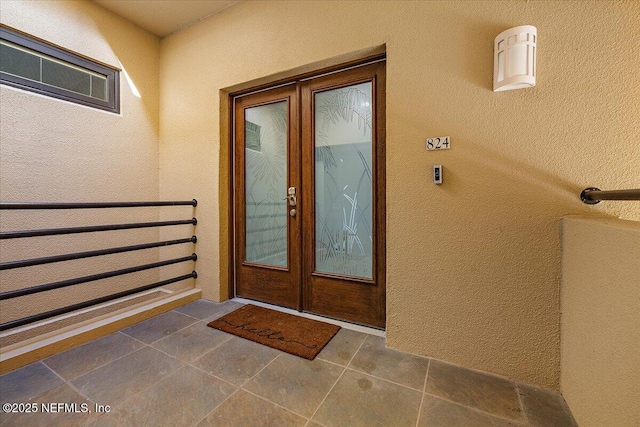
[426,137,450,150]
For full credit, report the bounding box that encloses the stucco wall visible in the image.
[561,217,640,427]
[159,0,639,388]
[0,1,191,326]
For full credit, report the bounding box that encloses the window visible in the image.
[0,26,119,113]
[245,121,261,151]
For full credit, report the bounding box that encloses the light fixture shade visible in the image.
[493,25,537,92]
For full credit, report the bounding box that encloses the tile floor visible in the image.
[0,299,577,427]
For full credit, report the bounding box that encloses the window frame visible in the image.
[0,25,120,114]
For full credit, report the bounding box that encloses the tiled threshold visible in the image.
[0,298,577,426]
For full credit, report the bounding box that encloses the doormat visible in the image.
[207,304,340,360]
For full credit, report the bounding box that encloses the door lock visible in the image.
[285,187,297,207]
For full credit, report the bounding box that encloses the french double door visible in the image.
[233,61,386,328]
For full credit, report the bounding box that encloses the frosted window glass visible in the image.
[42,58,91,96]
[244,101,288,267]
[0,43,40,81]
[314,82,373,279]
[91,75,107,100]
[0,29,117,112]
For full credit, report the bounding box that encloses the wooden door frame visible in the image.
[226,53,386,306]
[233,85,301,309]
[300,62,386,327]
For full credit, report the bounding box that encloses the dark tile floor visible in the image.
[0,299,577,426]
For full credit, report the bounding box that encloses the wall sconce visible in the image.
[493,25,537,92]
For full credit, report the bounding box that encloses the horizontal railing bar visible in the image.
[0,254,197,300]
[580,188,640,205]
[0,200,197,209]
[246,226,286,234]
[0,236,197,271]
[246,202,284,206]
[247,214,288,219]
[0,218,197,240]
[0,271,198,332]
[590,189,640,200]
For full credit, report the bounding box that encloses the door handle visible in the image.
[285,187,297,207]
[285,187,297,217]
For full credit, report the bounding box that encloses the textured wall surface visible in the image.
[3,0,637,390]
[159,0,639,388]
[561,217,640,427]
[0,1,196,326]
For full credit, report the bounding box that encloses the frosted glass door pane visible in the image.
[314,82,373,279]
[245,101,288,267]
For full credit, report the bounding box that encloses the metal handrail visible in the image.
[0,236,197,270]
[580,188,640,205]
[0,254,197,300]
[0,199,198,332]
[0,271,198,332]
[0,200,197,209]
[0,218,197,239]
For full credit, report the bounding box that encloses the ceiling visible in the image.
[92,0,240,37]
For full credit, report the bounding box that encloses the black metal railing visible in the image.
[0,237,197,271]
[0,219,197,239]
[0,200,198,332]
[0,200,197,209]
[580,188,640,205]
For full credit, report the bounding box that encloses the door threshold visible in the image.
[231,297,385,337]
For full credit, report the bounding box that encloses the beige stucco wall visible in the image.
[159,0,639,388]
[0,0,636,392]
[0,1,196,325]
[561,217,640,427]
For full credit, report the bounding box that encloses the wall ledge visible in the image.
[0,288,201,374]
[562,215,640,228]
